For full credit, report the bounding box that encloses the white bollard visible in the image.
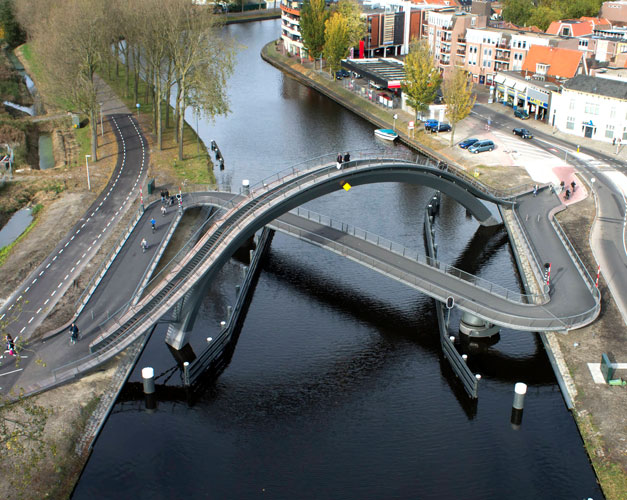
[462,354,468,363]
[513,382,527,410]
[142,367,155,395]
[242,179,250,195]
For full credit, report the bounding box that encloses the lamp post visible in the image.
[136,103,140,120]
[195,107,200,154]
[393,113,398,131]
[99,102,104,137]
[85,154,91,191]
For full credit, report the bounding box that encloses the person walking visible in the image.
[161,205,167,216]
[533,184,538,197]
[564,188,570,200]
[571,180,576,192]
[5,333,15,355]
[343,152,351,163]
[141,237,148,253]
[336,153,342,170]
[150,217,156,232]
[560,180,565,192]
[69,323,79,344]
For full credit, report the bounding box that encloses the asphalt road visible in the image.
[0,113,148,392]
[474,103,627,323]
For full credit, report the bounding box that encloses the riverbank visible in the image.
[260,40,627,497]
[224,7,280,24]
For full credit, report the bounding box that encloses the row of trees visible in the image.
[403,40,475,146]
[502,0,604,31]
[13,0,235,162]
[300,0,365,77]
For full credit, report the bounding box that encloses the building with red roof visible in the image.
[522,45,588,82]
[546,18,611,37]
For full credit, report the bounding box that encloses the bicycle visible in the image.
[141,238,148,253]
[150,218,156,232]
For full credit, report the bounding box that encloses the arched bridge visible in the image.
[88,153,599,355]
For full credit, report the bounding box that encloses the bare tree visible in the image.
[165,1,235,160]
[33,0,111,161]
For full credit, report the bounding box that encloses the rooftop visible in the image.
[563,74,627,99]
[522,45,584,79]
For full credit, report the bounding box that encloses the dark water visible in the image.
[0,207,32,248]
[73,20,602,500]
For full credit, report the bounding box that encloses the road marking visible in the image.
[44,299,49,305]
[64,242,69,247]
[39,271,44,276]
[32,279,36,284]
[52,256,57,261]
[24,287,29,292]
[0,314,4,320]
[8,304,13,310]
[59,249,63,254]
[0,368,23,377]
[28,316,34,324]
[64,274,69,280]
[71,267,75,273]
[81,223,86,228]
[20,326,25,333]
[57,283,62,288]
[17,295,22,301]
[82,253,87,258]
[51,290,56,296]
[76,259,81,265]
[46,263,51,269]
[36,308,41,314]
[71,236,75,241]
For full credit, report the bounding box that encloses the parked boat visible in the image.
[374,128,398,141]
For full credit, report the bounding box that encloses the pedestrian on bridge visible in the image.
[161,205,167,217]
[533,185,538,197]
[69,323,79,344]
[336,153,342,170]
[343,152,351,163]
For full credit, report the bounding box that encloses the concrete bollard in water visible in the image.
[512,382,527,410]
[462,354,468,363]
[220,320,226,330]
[511,382,527,428]
[142,367,155,395]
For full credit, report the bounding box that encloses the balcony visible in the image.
[440,46,451,54]
[457,37,466,44]
[457,49,466,56]
[495,54,510,62]
[439,58,450,66]
[496,42,510,50]
[441,33,452,42]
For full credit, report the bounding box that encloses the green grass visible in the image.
[74,124,91,161]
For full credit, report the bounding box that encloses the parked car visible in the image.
[459,138,479,149]
[513,128,533,139]
[424,119,439,130]
[430,122,452,133]
[514,108,530,120]
[467,140,495,153]
[337,69,350,78]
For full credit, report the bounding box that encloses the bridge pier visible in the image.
[459,311,500,338]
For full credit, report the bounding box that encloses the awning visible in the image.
[388,80,401,89]
[494,74,506,84]
[514,81,528,92]
[504,78,517,88]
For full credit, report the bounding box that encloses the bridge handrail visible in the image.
[289,206,549,304]
[270,218,592,329]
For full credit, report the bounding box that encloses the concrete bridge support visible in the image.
[164,234,256,351]
[459,311,500,338]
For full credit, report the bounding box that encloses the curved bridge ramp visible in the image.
[88,155,598,357]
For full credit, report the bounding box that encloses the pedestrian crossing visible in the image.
[585,159,626,172]
[491,130,556,161]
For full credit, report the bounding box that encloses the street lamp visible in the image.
[393,113,398,131]
[136,103,140,120]
[85,155,91,191]
[99,102,104,137]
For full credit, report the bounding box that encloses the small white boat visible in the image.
[374,128,398,141]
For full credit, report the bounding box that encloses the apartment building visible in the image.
[280,0,305,58]
[601,0,627,26]
[423,10,486,78]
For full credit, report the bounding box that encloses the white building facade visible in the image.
[550,75,627,142]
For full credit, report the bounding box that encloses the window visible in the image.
[623,127,627,141]
[536,63,549,75]
[605,124,615,139]
[566,116,575,130]
[483,60,491,68]
[569,99,575,110]
[610,107,616,119]
[585,102,600,115]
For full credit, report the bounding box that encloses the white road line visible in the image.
[24,287,29,293]
[57,283,63,289]
[46,263,51,269]
[32,279,36,284]
[92,239,97,245]
[39,271,44,276]
[20,326,25,333]
[64,274,69,280]
[52,256,57,261]
[76,259,81,265]
[70,267,75,272]
[44,299,49,305]
[36,308,41,314]
[51,291,55,296]
[81,223,86,228]
[64,242,69,247]
[71,236,75,240]
[0,314,4,320]
[17,295,22,301]
[0,368,23,377]
[82,253,87,258]
[28,317,34,324]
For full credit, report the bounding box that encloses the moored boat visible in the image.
[374,128,398,141]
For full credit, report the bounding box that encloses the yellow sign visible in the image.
[342,182,351,191]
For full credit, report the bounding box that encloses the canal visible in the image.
[72,20,603,499]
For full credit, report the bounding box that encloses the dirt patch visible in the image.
[0,363,117,499]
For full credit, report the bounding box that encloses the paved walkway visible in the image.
[0,78,146,392]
